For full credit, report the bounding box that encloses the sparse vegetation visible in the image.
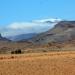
[0,51,75,75]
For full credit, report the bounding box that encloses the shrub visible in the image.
[43,50,47,52]
[11,49,22,54]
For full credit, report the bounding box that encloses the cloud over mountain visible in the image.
[1,18,62,37]
[33,18,62,23]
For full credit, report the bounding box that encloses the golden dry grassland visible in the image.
[0,51,75,75]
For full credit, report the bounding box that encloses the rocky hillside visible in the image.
[30,21,75,45]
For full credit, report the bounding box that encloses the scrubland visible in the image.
[0,51,75,75]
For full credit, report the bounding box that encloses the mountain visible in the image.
[9,18,61,42]
[30,21,75,45]
[7,33,37,41]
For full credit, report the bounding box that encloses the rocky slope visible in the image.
[30,21,75,45]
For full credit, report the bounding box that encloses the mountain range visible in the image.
[1,20,75,45]
[6,18,60,41]
[1,20,75,44]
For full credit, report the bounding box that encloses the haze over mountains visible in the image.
[7,33,37,41]
[1,18,75,45]
[4,18,62,41]
[1,18,75,44]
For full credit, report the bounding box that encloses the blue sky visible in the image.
[0,0,75,36]
[0,0,75,25]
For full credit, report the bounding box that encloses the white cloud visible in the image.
[7,22,35,29]
[1,18,62,37]
[7,18,61,30]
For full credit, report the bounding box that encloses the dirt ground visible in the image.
[0,51,75,75]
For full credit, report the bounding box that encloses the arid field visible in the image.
[0,51,75,75]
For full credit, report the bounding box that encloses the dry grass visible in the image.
[0,51,75,75]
